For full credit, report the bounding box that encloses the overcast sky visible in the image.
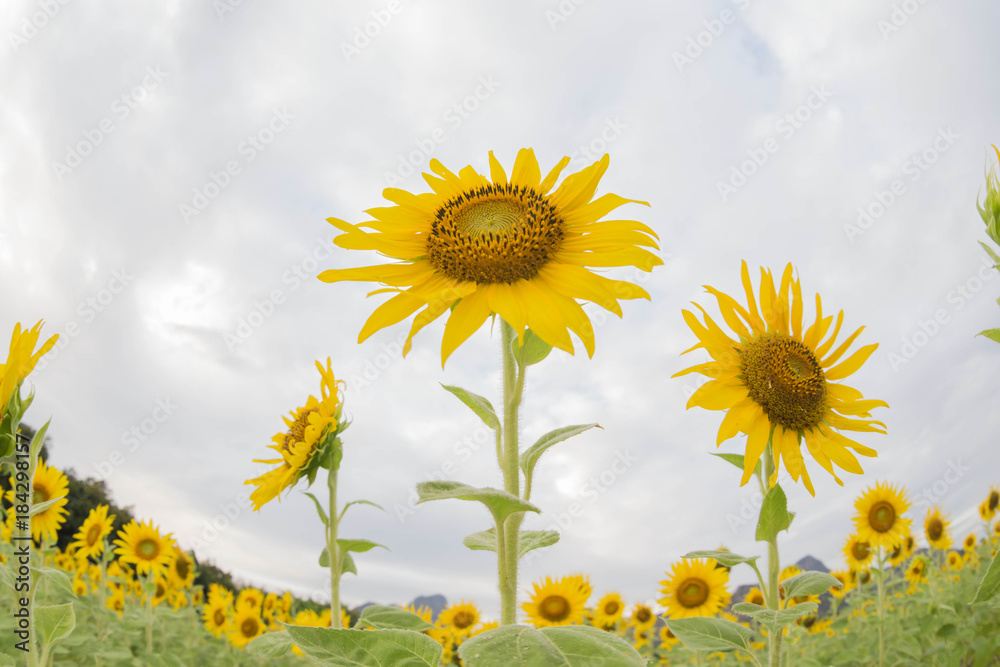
[2,0,999,621]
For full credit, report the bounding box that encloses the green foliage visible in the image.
[458,625,645,666]
[357,605,434,631]
[462,527,559,559]
[283,626,443,666]
[415,481,540,526]
[755,483,794,542]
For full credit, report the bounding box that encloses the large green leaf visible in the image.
[519,424,601,494]
[683,550,759,568]
[303,492,329,526]
[246,630,293,658]
[357,605,434,631]
[34,603,75,648]
[780,571,842,599]
[512,329,552,367]
[319,541,386,571]
[31,568,75,597]
[663,617,752,653]
[416,481,540,526]
[458,625,644,666]
[440,385,501,433]
[710,452,761,478]
[972,547,1000,603]
[282,626,441,666]
[731,602,818,627]
[755,484,793,543]
[462,528,559,559]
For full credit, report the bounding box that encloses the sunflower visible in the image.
[236,587,263,612]
[924,506,952,550]
[779,565,819,608]
[440,601,480,636]
[208,583,234,608]
[986,487,1000,518]
[843,535,873,571]
[660,558,730,619]
[472,620,499,636]
[69,504,116,560]
[946,551,963,571]
[592,592,625,628]
[150,576,170,607]
[290,609,324,656]
[72,574,87,596]
[318,149,660,366]
[113,519,175,576]
[262,593,278,620]
[980,500,993,522]
[0,320,58,424]
[659,625,679,650]
[246,358,344,511]
[5,459,69,543]
[854,482,911,551]
[192,589,204,606]
[564,573,593,600]
[674,262,887,495]
[403,603,433,624]
[744,587,766,606]
[964,533,978,552]
[523,576,589,628]
[166,546,195,589]
[107,590,125,618]
[994,520,1000,538]
[829,571,852,598]
[169,589,188,610]
[887,539,909,568]
[904,557,928,586]
[227,605,264,648]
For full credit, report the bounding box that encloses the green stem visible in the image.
[762,441,782,667]
[499,321,526,626]
[328,454,342,629]
[145,578,153,653]
[9,425,39,667]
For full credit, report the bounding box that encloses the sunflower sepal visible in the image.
[440,385,501,433]
[780,572,843,599]
[457,624,645,666]
[512,329,553,367]
[731,601,818,629]
[755,484,794,543]
[416,481,540,526]
[462,527,559,559]
[683,550,759,569]
[663,616,753,654]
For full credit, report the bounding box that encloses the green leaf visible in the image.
[780,571,843,599]
[303,492,329,526]
[458,625,645,666]
[416,481,540,526]
[0,564,15,591]
[34,603,75,648]
[342,552,358,576]
[710,452,761,478]
[683,550,759,568]
[731,602,818,627]
[338,538,388,557]
[319,547,329,568]
[755,483,793,543]
[664,617,752,653]
[357,605,434,631]
[246,630,293,658]
[512,329,553,367]
[978,328,1000,344]
[342,499,385,517]
[28,496,66,517]
[462,528,559,559]
[28,419,50,461]
[440,385,500,433]
[282,626,442,666]
[31,568,75,597]
[972,547,1000,603]
[519,424,601,494]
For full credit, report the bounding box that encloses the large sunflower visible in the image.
[70,504,116,560]
[924,506,952,550]
[318,149,660,366]
[659,558,730,619]
[674,261,887,494]
[246,358,344,511]
[0,320,58,424]
[522,576,589,628]
[113,519,176,576]
[853,482,911,551]
[6,459,69,543]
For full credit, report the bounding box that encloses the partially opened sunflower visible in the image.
[318,148,660,365]
[674,261,887,495]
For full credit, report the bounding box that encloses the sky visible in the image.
[2,0,999,621]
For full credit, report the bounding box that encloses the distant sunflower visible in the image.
[11,459,69,543]
[236,588,263,612]
[523,576,588,627]
[70,504,116,560]
[994,520,1000,538]
[843,535,873,571]
[630,604,656,633]
[964,533,977,552]
[318,149,660,366]
[829,571,852,598]
[113,519,175,577]
[986,487,1000,518]
[592,592,625,628]
[980,500,993,522]
[659,558,730,619]
[744,587,766,606]
[674,261,887,495]
[150,576,170,607]
[208,583,234,608]
[290,609,325,656]
[659,625,680,650]
[905,557,927,586]
[924,507,952,550]
[403,603,433,624]
[227,605,264,648]
[887,538,910,568]
[246,358,344,511]
[167,546,195,589]
[107,590,125,618]
[854,482,911,551]
[564,573,593,600]
[72,574,86,596]
[0,320,58,425]
[440,601,480,636]
[946,551,963,571]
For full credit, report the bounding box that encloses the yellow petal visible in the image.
[538,156,571,194]
[317,262,434,287]
[686,379,748,411]
[488,151,508,186]
[561,194,650,226]
[510,148,541,189]
[358,292,426,342]
[740,261,765,334]
[440,290,492,367]
[742,418,772,486]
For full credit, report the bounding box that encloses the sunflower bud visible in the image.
[979,145,1000,249]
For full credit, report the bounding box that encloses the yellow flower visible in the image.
[290,609,327,656]
[439,601,480,637]
[208,583,234,608]
[113,519,175,577]
[629,604,657,633]
[985,486,1000,519]
[980,500,993,521]
[236,587,263,612]
[843,535,873,571]
[905,557,928,586]
[887,538,910,568]
[0,320,58,424]
[592,592,625,628]
[166,546,195,589]
[318,148,660,366]
[925,506,952,550]
[744,587,766,606]
[946,551,963,571]
[854,482,911,551]
[964,533,978,552]
[658,625,679,650]
[107,589,125,618]
[403,603,433,624]
[246,358,344,511]
[203,600,229,638]
[5,459,69,543]
[660,558,730,619]
[674,261,886,495]
[226,605,264,649]
[70,504,116,560]
[829,570,852,598]
[472,620,499,636]
[523,576,589,627]
[72,574,87,596]
[150,576,170,607]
